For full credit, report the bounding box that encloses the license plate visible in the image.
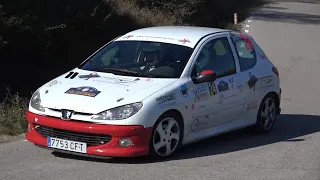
[47,137,87,153]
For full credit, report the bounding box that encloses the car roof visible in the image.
[115,26,231,48]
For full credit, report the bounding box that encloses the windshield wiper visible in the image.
[97,68,155,78]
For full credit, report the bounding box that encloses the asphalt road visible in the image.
[1,1,320,180]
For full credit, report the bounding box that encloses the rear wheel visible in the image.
[254,94,277,133]
[149,112,183,159]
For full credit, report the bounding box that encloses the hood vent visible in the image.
[65,72,79,79]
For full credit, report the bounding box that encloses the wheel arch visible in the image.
[158,109,185,130]
[263,91,280,115]
[148,108,185,158]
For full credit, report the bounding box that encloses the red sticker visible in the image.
[240,34,254,50]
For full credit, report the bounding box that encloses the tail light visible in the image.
[272,66,279,76]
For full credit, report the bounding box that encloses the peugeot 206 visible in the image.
[26,26,281,159]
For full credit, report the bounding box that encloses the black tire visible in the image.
[149,111,184,159]
[254,93,278,133]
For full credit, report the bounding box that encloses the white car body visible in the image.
[26,26,281,158]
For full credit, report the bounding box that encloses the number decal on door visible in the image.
[207,82,217,96]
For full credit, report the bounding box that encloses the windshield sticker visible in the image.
[207,82,217,96]
[217,80,229,92]
[134,35,175,41]
[247,72,258,91]
[194,84,209,102]
[156,93,176,107]
[180,84,188,97]
[65,86,101,97]
[78,73,100,80]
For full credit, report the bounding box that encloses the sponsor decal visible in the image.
[217,80,229,92]
[228,77,234,83]
[208,82,217,96]
[46,80,58,87]
[78,73,100,80]
[156,93,176,106]
[247,72,258,91]
[191,119,199,132]
[257,84,274,90]
[257,52,266,59]
[123,34,134,39]
[240,34,255,50]
[180,84,188,97]
[116,97,124,102]
[228,77,235,89]
[266,79,272,84]
[246,100,258,110]
[218,93,224,104]
[178,38,191,44]
[230,33,255,50]
[190,115,210,132]
[89,76,138,86]
[65,86,101,97]
[193,84,209,102]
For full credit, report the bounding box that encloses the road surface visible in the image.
[1,1,320,180]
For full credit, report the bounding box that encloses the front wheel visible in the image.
[254,94,278,133]
[149,112,183,159]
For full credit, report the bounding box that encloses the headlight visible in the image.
[92,102,143,120]
[30,90,45,112]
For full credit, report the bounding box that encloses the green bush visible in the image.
[0,88,28,136]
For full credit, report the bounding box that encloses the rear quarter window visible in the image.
[230,33,257,72]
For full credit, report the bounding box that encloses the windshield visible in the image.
[78,40,193,78]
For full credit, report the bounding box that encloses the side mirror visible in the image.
[192,70,217,84]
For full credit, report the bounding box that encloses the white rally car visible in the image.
[26,26,281,159]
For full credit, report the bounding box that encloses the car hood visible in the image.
[39,68,178,114]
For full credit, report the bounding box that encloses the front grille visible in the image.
[34,124,112,146]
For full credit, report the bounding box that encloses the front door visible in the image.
[190,35,245,131]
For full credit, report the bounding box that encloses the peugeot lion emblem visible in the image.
[61,109,74,120]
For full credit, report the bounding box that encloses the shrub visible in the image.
[0,88,28,136]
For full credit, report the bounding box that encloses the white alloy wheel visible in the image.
[152,117,181,157]
[255,94,277,132]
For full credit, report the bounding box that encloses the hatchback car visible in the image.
[25,26,281,159]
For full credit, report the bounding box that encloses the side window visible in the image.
[230,33,257,71]
[192,37,236,78]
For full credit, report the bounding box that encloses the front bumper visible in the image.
[25,111,152,157]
